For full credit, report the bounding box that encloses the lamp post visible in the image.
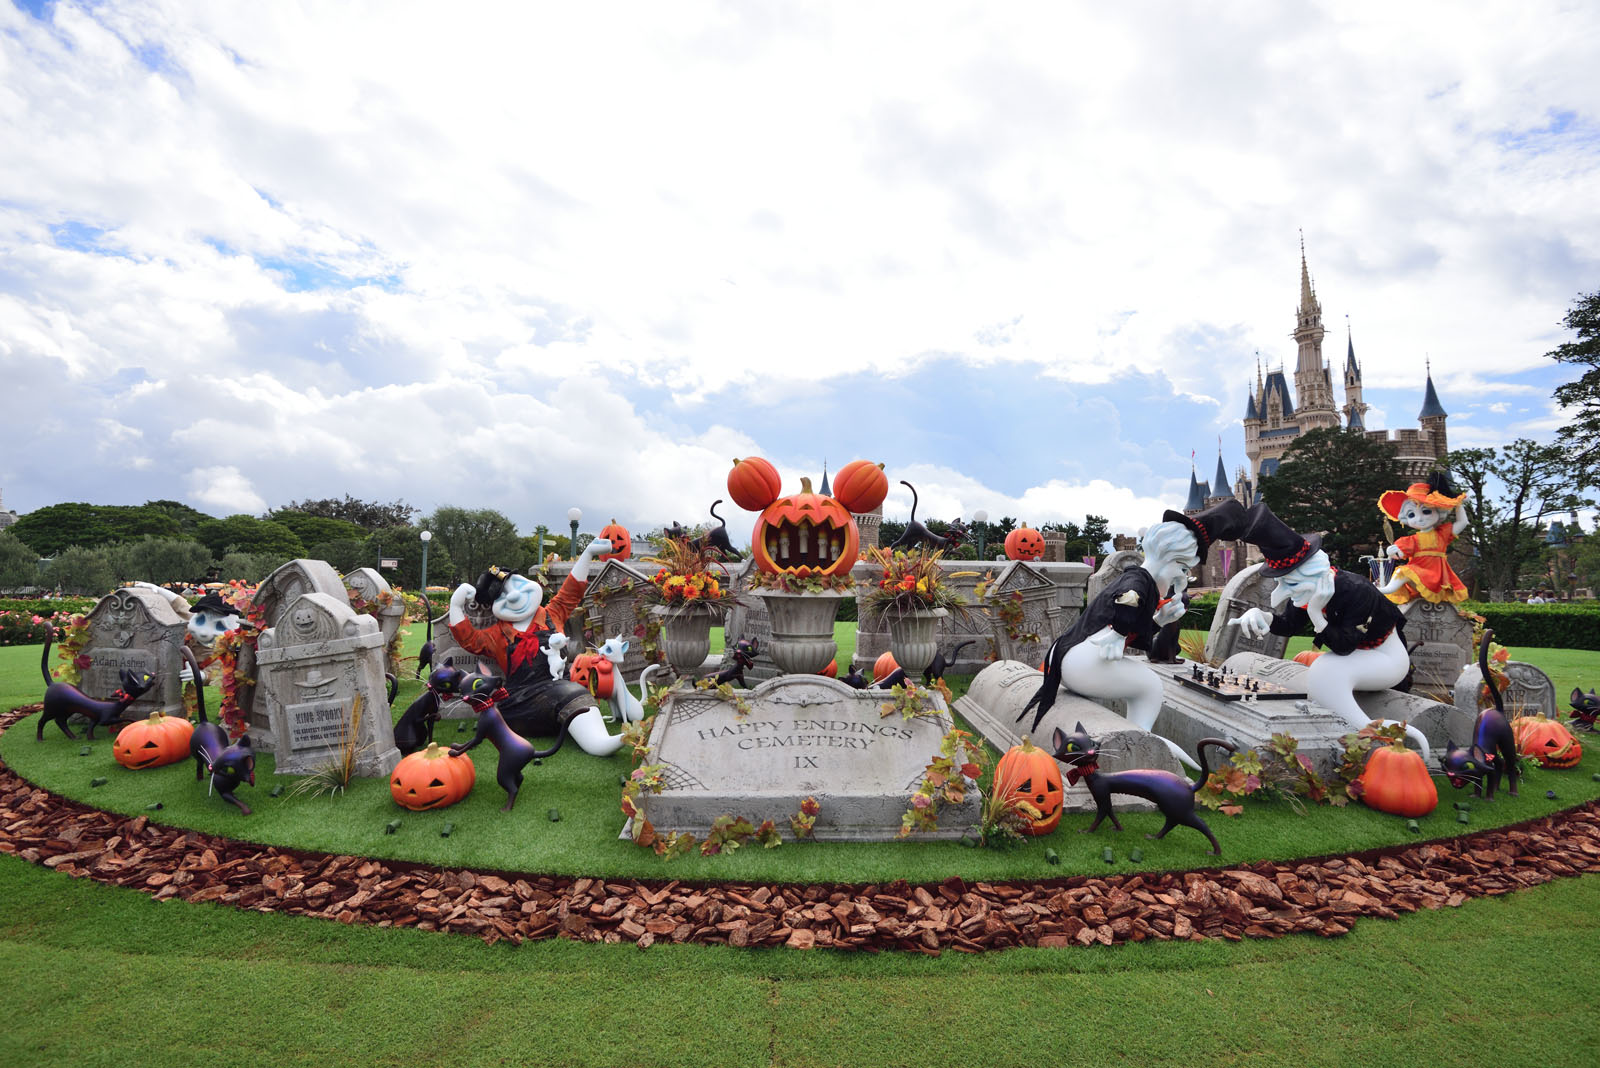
[567,507,582,561]
[973,510,988,561]
[419,529,431,593]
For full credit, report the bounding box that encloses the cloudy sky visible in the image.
[3,1,1597,542]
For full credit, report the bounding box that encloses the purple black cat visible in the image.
[1439,629,1519,800]
[36,631,155,741]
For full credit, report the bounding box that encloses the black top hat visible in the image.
[190,592,239,618]
[1240,502,1322,575]
[1161,498,1248,566]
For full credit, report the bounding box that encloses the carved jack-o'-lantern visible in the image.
[569,652,615,699]
[598,520,633,563]
[993,736,1064,834]
[390,743,477,811]
[1513,714,1583,768]
[1004,526,1046,561]
[114,711,194,770]
[751,477,860,578]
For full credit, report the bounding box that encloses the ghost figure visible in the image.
[1022,499,1248,771]
[1230,503,1430,760]
[1376,472,1470,605]
[186,592,244,647]
[446,537,623,757]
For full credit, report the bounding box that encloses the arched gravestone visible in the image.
[1453,659,1557,721]
[1085,550,1143,606]
[1204,563,1287,664]
[578,558,664,682]
[237,560,351,735]
[1400,600,1475,697]
[254,591,400,776]
[979,561,1061,669]
[343,567,407,676]
[80,586,187,718]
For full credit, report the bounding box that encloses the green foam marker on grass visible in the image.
[145,802,163,811]
[269,784,284,798]
[440,822,454,838]
[1130,847,1144,862]
[79,746,91,757]
[1457,811,1470,825]
[384,818,402,835]
[547,808,561,822]
[1101,846,1115,864]
[1406,819,1419,834]
[90,777,107,788]
[1044,848,1060,866]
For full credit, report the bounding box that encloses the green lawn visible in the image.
[4,629,1600,1066]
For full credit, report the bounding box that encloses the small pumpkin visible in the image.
[114,710,194,770]
[390,742,477,811]
[728,456,783,512]
[1293,650,1322,667]
[831,460,889,515]
[819,658,838,678]
[1004,526,1046,561]
[598,519,633,562]
[751,476,860,578]
[873,651,899,680]
[992,736,1064,834]
[569,652,615,699]
[1357,741,1437,817]
[1513,713,1582,768]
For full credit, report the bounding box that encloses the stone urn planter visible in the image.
[887,606,948,677]
[755,591,843,675]
[652,603,717,676]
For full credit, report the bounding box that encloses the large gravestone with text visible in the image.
[637,675,977,840]
[1453,659,1557,721]
[1204,563,1287,664]
[240,560,351,735]
[254,591,400,777]
[1400,600,1475,697]
[80,586,188,718]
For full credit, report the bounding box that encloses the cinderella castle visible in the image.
[1182,242,1452,587]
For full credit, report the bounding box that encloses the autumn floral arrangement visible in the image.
[645,536,732,615]
[900,728,988,837]
[212,582,265,738]
[861,546,970,624]
[49,614,93,685]
[746,568,855,595]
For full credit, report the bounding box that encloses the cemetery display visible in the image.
[113,709,194,770]
[445,537,624,757]
[645,533,733,674]
[1228,502,1432,759]
[37,632,156,741]
[390,742,477,811]
[1049,723,1236,854]
[1441,635,1520,800]
[1377,470,1471,606]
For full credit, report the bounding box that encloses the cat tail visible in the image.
[183,646,209,724]
[1479,628,1502,713]
[1190,738,1237,792]
[40,628,55,686]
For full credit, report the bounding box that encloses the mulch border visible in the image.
[3,705,1598,953]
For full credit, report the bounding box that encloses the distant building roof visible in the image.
[1348,405,1364,429]
[1419,371,1447,419]
[1184,470,1207,512]
[1263,370,1294,417]
[1212,454,1232,498]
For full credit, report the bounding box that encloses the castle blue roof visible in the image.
[1245,390,1259,420]
[1259,457,1280,479]
[1419,373,1447,419]
[1212,455,1232,498]
[1348,405,1364,429]
[1184,470,1207,511]
[1262,370,1294,416]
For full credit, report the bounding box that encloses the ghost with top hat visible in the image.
[1229,502,1431,758]
[1375,469,1471,606]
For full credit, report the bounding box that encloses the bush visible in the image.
[0,609,55,646]
[1183,592,1219,631]
[0,597,98,618]
[836,595,858,623]
[1460,600,1600,650]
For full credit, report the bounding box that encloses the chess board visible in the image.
[1175,667,1306,702]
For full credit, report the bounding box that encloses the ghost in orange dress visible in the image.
[1377,472,1470,605]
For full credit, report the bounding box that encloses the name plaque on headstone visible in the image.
[637,675,977,841]
[286,699,348,751]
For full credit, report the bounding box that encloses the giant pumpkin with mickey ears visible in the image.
[730,458,886,579]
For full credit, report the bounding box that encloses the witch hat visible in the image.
[190,592,239,618]
[1240,502,1321,575]
[1161,498,1248,565]
[1378,468,1468,520]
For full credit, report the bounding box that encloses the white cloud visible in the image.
[187,465,266,515]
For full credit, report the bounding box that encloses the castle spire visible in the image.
[1299,231,1316,316]
[1418,360,1447,419]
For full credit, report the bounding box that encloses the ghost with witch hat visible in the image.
[1376,469,1470,605]
[1229,503,1430,759]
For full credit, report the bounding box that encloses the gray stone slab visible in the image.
[638,674,977,840]
[1085,551,1142,606]
[81,587,188,718]
[1401,600,1474,698]
[1204,563,1286,664]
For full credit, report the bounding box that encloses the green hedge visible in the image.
[1178,592,1598,650]
[0,597,97,618]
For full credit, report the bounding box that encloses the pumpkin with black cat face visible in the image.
[114,710,194,770]
[1513,713,1582,768]
[390,743,477,810]
[993,736,1063,834]
[751,476,860,578]
[1004,526,1046,561]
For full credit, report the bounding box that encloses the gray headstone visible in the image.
[578,559,662,682]
[637,674,977,840]
[1453,659,1557,723]
[1085,550,1144,607]
[1400,601,1475,698]
[239,559,351,733]
[1032,561,1092,624]
[979,561,1062,669]
[954,660,1180,812]
[343,567,407,676]
[255,591,400,777]
[80,587,188,718]
[1204,563,1287,664]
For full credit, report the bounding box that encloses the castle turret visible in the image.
[1209,452,1233,502]
[1418,359,1448,460]
[1342,321,1368,429]
[1291,237,1339,429]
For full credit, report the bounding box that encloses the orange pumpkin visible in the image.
[819,658,838,678]
[1358,742,1437,817]
[1513,714,1582,768]
[114,710,194,770]
[1293,650,1322,667]
[569,652,615,699]
[728,456,783,512]
[390,742,477,811]
[993,736,1064,834]
[1004,526,1045,561]
[831,460,889,514]
[751,477,859,578]
[598,520,633,562]
[873,651,899,680]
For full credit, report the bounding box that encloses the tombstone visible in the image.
[429,604,493,721]
[238,560,351,735]
[79,586,188,718]
[954,660,1180,812]
[978,561,1061,669]
[1033,561,1092,630]
[1399,601,1475,698]
[1085,550,1143,606]
[1452,659,1558,723]
[1204,563,1287,664]
[636,674,977,840]
[254,591,400,777]
[578,559,661,683]
[343,567,407,677]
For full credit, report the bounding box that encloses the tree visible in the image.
[1546,289,1600,487]
[277,495,417,531]
[360,526,455,590]
[1448,441,1591,598]
[269,512,367,547]
[1258,427,1403,569]
[46,545,116,596]
[142,499,214,536]
[305,538,370,575]
[216,552,291,583]
[8,503,189,555]
[421,508,524,583]
[107,537,216,586]
[194,515,306,559]
[0,530,41,591]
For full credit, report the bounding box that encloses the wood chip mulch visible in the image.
[4,705,1599,954]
